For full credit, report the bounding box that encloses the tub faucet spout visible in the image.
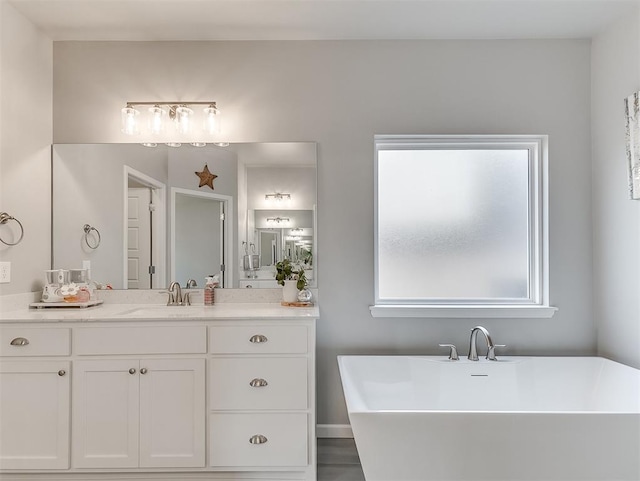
[468,326,495,361]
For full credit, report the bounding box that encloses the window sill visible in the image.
[369,305,558,319]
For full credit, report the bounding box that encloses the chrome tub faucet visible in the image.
[468,326,505,361]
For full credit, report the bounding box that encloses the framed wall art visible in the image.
[625,91,640,200]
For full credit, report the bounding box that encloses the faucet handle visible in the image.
[487,344,506,361]
[439,343,459,361]
[182,290,199,306]
[159,290,175,306]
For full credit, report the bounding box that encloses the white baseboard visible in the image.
[316,424,353,438]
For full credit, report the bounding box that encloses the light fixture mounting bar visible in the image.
[126,101,217,107]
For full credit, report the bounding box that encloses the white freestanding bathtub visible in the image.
[338,356,640,481]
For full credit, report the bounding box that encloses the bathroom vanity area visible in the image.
[0,297,318,481]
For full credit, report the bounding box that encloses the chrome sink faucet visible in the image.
[167,281,182,306]
[165,281,198,306]
[468,326,504,361]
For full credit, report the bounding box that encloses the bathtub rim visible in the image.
[338,354,640,415]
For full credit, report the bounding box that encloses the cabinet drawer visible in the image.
[210,357,307,410]
[0,328,70,357]
[75,326,206,355]
[209,325,308,354]
[209,413,308,467]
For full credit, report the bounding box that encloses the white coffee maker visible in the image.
[42,269,69,302]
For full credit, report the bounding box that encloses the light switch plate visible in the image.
[0,262,11,283]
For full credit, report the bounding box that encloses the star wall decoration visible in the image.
[195,164,217,190]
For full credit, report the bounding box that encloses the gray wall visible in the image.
[0,2,52,295]
[592,8,640,369]
[51,40,594,424]
[52,144,168,289]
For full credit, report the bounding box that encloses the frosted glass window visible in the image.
[375,136,547,306]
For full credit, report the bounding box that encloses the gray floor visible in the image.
[317,438,365,481]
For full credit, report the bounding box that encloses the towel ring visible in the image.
[83,224,101,249]
[0,212,24,246]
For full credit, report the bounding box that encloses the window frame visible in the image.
[371,135,556,319]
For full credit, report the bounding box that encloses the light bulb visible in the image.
[121,107,140,135]
[175,105,193,135]
[148,105,166,135]
[203,103,221,135]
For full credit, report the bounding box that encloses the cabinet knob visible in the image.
[249,434,268,445]
[249,334,268,343]
[129,368,136,375]
[249,378,268,387]
[58,370,66,377]
[140,368,148,374]
[10,337,29,346]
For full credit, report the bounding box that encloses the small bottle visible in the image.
[204,276,215,306]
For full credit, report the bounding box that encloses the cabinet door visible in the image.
[0,361,70,470]
[139,358,205,468]
[72,360,139,468]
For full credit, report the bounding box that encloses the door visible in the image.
[139,359,206,468]
[72,360,139,468]
[128,187,152,289]
[0,361,70,470]
[173,190,226,286]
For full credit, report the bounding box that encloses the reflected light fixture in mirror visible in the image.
[265,192,291,201]
[120,101,221,138]
[267,216,290,224]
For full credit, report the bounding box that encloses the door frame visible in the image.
[170,187,234,288]
[123,166,166,289]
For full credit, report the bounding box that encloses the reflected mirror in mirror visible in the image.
[52,142,317,289]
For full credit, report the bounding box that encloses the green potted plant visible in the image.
[276,259,307,302]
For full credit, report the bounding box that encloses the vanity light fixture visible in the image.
[266,217,290,224]
[120,101,221,137]
[265,192,291,201]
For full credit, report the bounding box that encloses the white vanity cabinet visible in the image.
[72,326,206,469]
[0,327,71,470]
[72,358,206,468]
[208,321,316,478]
[0,309,317,481]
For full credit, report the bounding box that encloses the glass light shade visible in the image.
[121,107,140,135]
[175,106,193,134]
[191,142,207,147]
[203,104,221,135]
[148,105,166,135]
[166,142,182,148]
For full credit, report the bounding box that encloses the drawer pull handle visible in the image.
[249,334,268,344]
[249,378,268,387]
[58,370,66,376]
[129,368,136,375]
[249,434,268,445]
[10,337,29,346]
[140,368,148,374]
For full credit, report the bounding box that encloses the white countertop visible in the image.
[0,302,319,323]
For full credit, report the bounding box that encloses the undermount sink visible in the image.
[118,306,210,318]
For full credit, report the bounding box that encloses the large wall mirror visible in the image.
[52,142,317,289]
